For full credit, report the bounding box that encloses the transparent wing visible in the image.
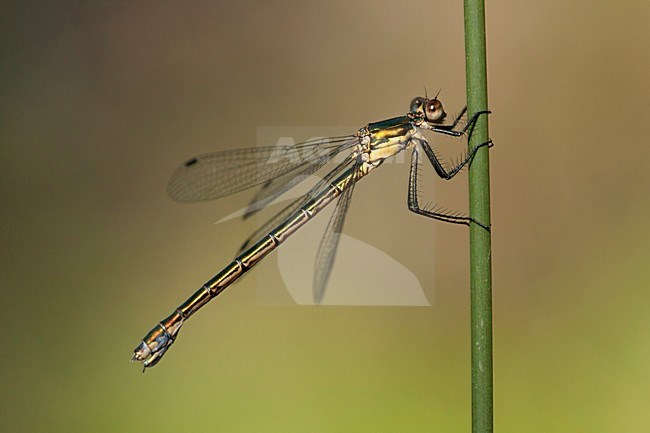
[312,162,358,304]
[237,154,357,253]
[241,144,345,219]
[168,135,357,202]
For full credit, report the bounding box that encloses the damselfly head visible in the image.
[409,97,447,124]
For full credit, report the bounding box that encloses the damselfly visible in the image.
[132,96,491,371]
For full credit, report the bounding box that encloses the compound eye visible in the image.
[425,99,445,121]
[409,97,424,114]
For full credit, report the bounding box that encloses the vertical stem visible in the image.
[463,1,493,433]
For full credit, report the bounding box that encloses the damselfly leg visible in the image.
[429,108,490,137]
[408,139,493,230]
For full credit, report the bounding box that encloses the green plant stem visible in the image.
[463,1,493,432]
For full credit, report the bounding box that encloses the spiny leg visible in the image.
[417,137,493,181]
[407,146,491,231]
[429,109,491,138]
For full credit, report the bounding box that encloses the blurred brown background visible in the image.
[1,1,649,432]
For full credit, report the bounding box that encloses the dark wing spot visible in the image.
[184,158,199,167]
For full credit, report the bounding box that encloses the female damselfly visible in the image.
[132,96,491,371]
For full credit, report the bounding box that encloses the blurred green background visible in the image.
[2,1,650,432]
